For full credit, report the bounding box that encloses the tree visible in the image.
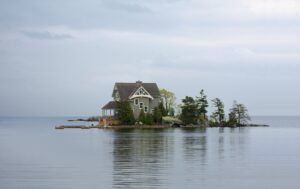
[116,101,135,125]
[159,88,176,116]
[180,96,198,125]
[169,107,175,116]
[227,111,238,127]
[196,89,209,124]
[138,110,146,124]
[158,102,168,117]
[175,104,182,117]
[230,101,251,125]
[211,98,225,126]
[153,107,162,124]
[144,113,154,125]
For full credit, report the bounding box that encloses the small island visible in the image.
[56,81,268,129]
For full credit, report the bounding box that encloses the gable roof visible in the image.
[113,81,160,100]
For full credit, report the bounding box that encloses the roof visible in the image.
[113,81,160,100]
[102,101,118,109]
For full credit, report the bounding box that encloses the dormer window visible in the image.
[134,99,139,106]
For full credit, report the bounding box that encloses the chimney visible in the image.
[136,80,142,85]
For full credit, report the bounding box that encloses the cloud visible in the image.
[1,0,300,116]
[21,30,73,40]
[244,0,300,18]
[102,0,151,13]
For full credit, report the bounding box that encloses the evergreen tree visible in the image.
[138,110,146,124]
[153,107,162,124]
[230,100,251,125]
[180,96,198,125]
[158,102,167,116]
[145,113,154,125]
[116,101,135,125]
[211,98,225,126]
[196,89,209,124]
[227,111,238,127]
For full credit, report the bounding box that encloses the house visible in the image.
[102,81,161,119]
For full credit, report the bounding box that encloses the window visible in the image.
[139,102,143,109]
[134,99,139,106]
[144,106,148,113]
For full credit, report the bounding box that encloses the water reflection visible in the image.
[112,129,174,189]
[111,128,250,188]
[182,128,207,164]
[2,117,300,189]
[218,128,248,161]
[182,128,249,164]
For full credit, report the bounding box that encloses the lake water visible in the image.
[1,116,300,189]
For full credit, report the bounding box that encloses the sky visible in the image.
[0,0,300,116]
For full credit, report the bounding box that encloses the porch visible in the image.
[101,101,117,117]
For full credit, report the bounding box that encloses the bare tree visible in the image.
[159,88,176,116]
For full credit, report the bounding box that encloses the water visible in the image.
[1,116,300,189]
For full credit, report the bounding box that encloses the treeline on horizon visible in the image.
[116,88,250,127]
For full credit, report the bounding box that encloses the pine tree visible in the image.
[196,89,209,124]
[230,100,251,125]
[144,113,154,125]
[211,98,225,126]
[153,107,162,124]
[180,96,198,125]
[138,110,146,124]
[116,101,135,125]
[227,111,238,127]
[158,102,167,116]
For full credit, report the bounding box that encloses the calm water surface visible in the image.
[1,116,300,189]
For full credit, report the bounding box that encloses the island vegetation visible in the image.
[65,88,266,129]
[114,88,254,128]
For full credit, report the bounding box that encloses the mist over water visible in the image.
[1,116,300,189]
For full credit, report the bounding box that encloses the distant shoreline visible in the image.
[68,117,100,122]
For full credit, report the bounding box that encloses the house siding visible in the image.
[149,98,160,111]
[130,97,161,119]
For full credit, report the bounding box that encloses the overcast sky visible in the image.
[0,0,300,116]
